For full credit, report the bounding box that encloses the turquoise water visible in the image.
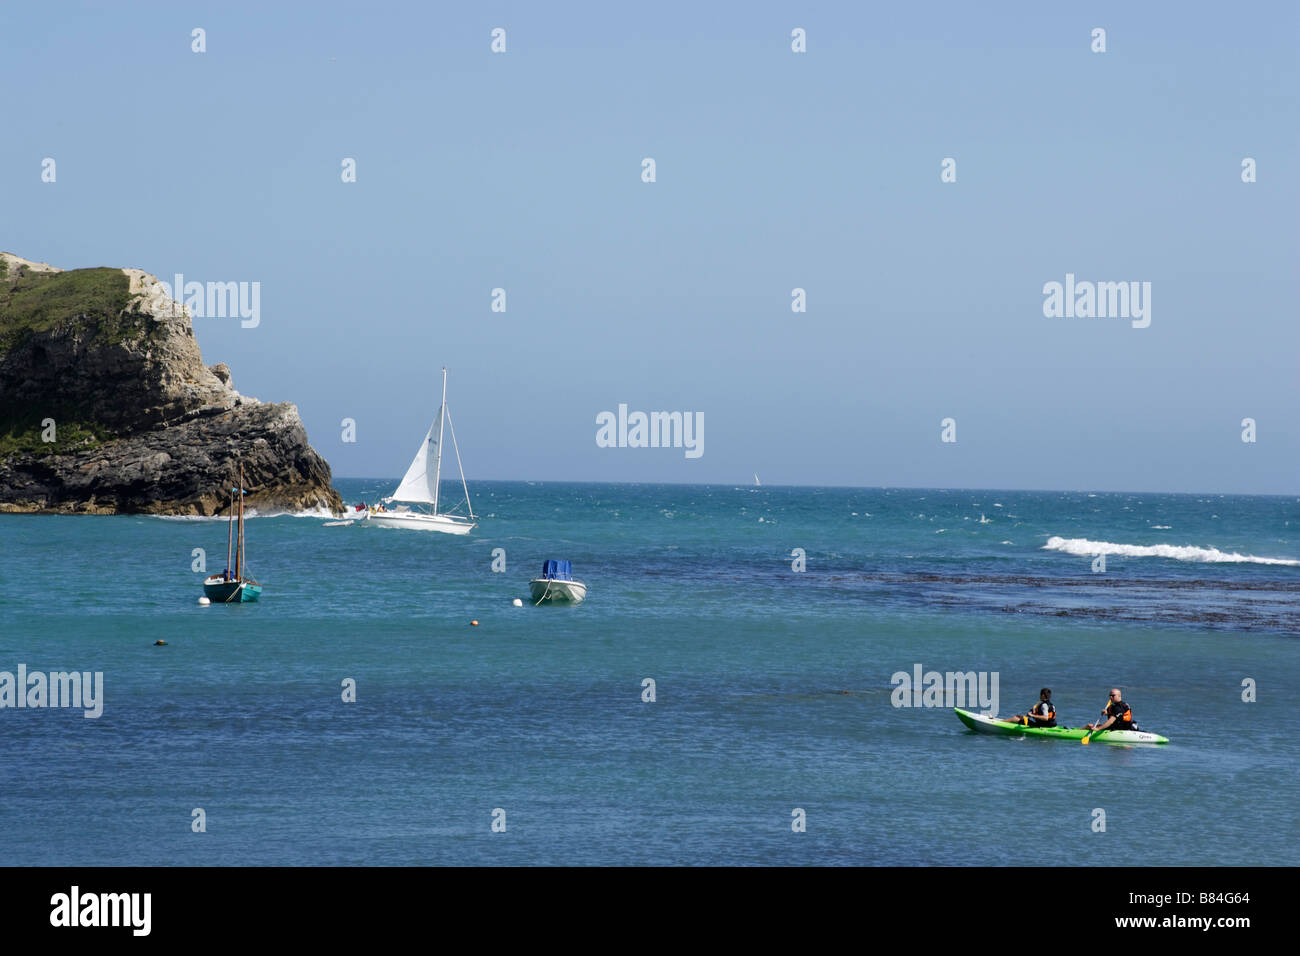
[1,482,1297,865]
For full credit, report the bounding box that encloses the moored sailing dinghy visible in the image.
[529,560,587,603]
[363,367,476,534]
[203,465,262,603]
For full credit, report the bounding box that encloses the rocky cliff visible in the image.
[0,252,343,515]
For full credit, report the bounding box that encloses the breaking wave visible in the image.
[153,506,337,521]
[1043,536,1300,567]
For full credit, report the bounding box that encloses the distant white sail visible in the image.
[391,409,443,504]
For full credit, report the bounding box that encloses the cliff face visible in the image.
[0,252,343,515]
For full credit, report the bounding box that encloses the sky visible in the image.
[3,1,1297,493]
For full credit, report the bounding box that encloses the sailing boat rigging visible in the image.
[203,464,263,602]
[363,367,476,534]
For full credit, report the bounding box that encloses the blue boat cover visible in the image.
[541,559,572,580]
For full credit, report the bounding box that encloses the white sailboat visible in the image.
[363,367,476,534]
[753,473,761,487]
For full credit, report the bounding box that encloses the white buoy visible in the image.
[198,596,211,606]
[511,598,523,607]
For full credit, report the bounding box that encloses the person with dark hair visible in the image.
[1007,688,1057,728]
[1086,688,1138,732]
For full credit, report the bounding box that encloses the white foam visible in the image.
[1043,536,1300,567]
[248,506,338,518]
[151,505,337,521]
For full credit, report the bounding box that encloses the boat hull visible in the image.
[954,708,1168,744]
[202,577,262,603]
[529,579,587,603]
[362,511,475,534]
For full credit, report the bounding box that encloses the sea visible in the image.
[1,481,1297,866]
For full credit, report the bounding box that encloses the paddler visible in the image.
[1085,688,1138,733]
[1007,687,1056,728]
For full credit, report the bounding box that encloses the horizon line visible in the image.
[329,477,1300,499]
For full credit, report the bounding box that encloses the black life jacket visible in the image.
[1027,699,1057,727]
[1108,700,1135,729]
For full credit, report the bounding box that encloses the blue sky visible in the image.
[4,1,1297,492]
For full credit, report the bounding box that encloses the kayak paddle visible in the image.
[1082,702,1108,744]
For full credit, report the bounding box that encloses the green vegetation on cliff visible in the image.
[0,419,107,457]
[0,266,137,353]
[0,266,137,455]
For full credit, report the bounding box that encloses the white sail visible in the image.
[390,408,443,504]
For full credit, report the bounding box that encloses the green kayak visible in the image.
[954,708,1169,745]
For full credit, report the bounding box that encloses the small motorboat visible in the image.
[529,560,587,604]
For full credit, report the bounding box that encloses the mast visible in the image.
[236,464,245,580]
[433,366,447,516]
[226,482,234,577]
